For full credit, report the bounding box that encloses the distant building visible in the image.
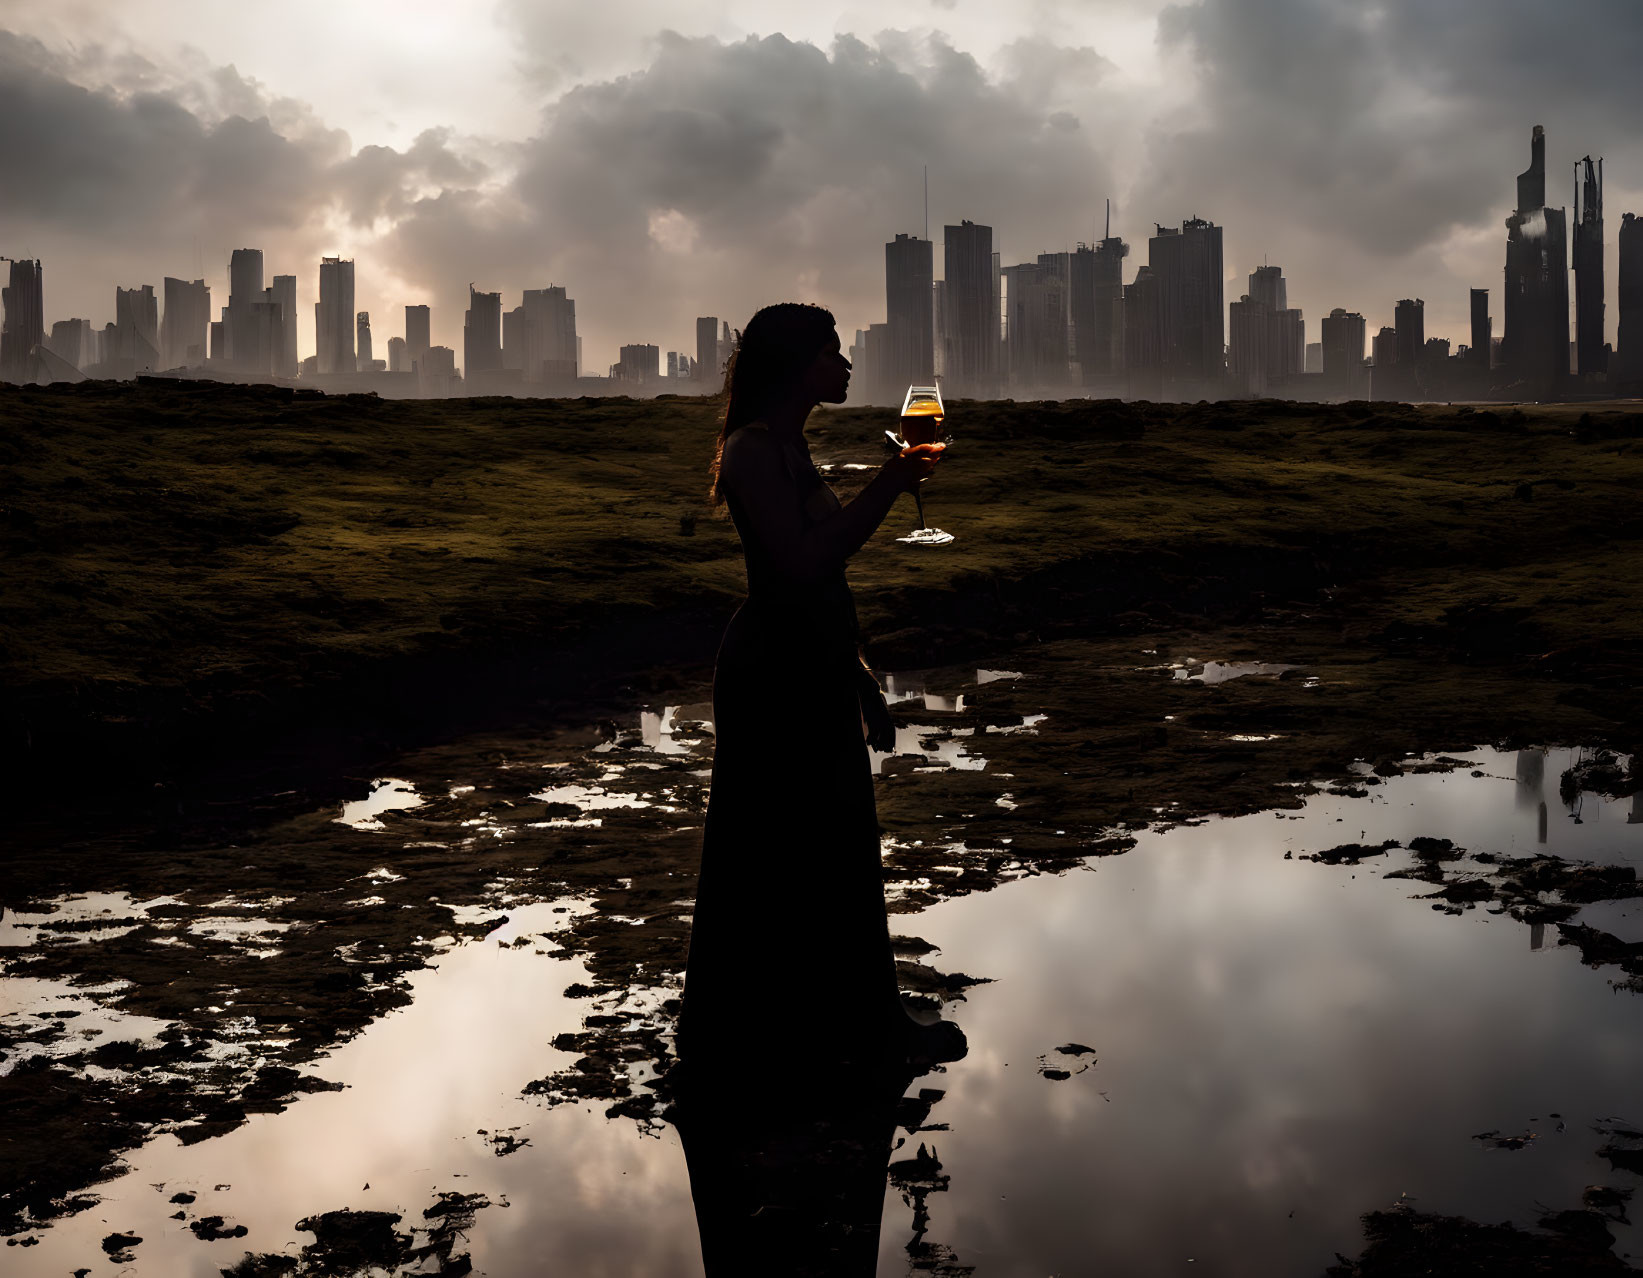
[1618,213,1643,389]
[315,257,356,375]
[112,284,160,373]
[356,312,374,372]
[464,286,503,375]
[885,233,935,389]
[161,277,210,370]
[696,316,724,387]
[1,257,44,383]
[387,336,408,373]
[418,345,458,398]
[227,248,264,373]
[1320,308,1367,398]
[1123,264,1162,399]
[1469,289,1492,369]
[1304,341,1322,375]
[1371,325,1398,384]
[46,317,97,371]
[1394,298,1426,368]
[1002,253,1072,392]
[1573,155,1605,378]
[1149,217,1225,397]
[613,343,659,384]
[943,220,1000,397]
[1500,125,1569,398]
[271,275,298,378]
[517,286,577,382]
[1228,295,1270,397]
[1070,227,1127,387]
[405,304,431,370]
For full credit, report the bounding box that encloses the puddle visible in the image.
[6,649,1641,1275]
[894,746,1643,1274]
[335,779,425,830]
[1171,659,1299,683]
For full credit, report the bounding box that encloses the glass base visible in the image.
[896,526,955,546]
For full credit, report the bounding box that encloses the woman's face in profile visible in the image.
[802,330,851,405]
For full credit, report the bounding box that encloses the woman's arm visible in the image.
[721,429,942,583]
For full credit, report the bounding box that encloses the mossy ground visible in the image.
[4,383,1640,809]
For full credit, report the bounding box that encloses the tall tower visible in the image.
[885,233,935,388]
[0,257,43,383]
[161,277,211,369]
[271,275,298,378]
[228,248,265,372]
[356,312,373,371]
[405,305,431,369]
[1501,125,1569,397]
[1149,218,1225,397]
[315,257,356,375]
[943,220,999,397]
[464,285,503,376]
[1618,213,1643,388]
[1573,155,1605,377]
[1469,288,1491,369]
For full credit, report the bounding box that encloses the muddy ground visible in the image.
[3,384,1642,1271]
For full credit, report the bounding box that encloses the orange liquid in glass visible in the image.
[900,399,944,447]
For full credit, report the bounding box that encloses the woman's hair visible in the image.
[710,302,838,506]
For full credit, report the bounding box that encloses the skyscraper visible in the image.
[1247,264,1302,388]
[356,312,373,371]
[1123,264,1162,399]
[1002,253,1071,391]
[1469,289,1492,369]
[1394,298,1426,368]
[1501,125,1569,397]
[113,284,159,372]
[315,257,356,375]
[1,257,44,383]
[227,248,264,372]
[1228,295,1271,397]
[1573,155,1605,377]
[388,336,408,373]
[464,285,503,376]
[696,316,723,387]
[271,275,298,378]
[943,220,999,397]
[1618,213,1643,389]
[161,277,210,370]
[1070,228,1127,387]
[885,233,935,388]
[1149,218,1225,396]
[519,286,577,382]
[614,343,658,383]
[405,304,431,370]
[1320,308,1367,399]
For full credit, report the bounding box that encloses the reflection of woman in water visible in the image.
[674,302,960,1275]
[678,303,957,1071]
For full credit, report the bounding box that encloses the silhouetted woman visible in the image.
[674,303,957,1275]
[678,303,953,1074]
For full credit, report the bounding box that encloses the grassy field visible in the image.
[3,380,1641,804]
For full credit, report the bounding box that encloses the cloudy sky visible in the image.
[2,0,1639,373]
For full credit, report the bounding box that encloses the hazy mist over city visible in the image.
[4,0,1641,372]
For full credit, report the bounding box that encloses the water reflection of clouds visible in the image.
[335,777,425,830]
[898,752,1643,1274]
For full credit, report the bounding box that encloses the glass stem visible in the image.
[913,486,927,531]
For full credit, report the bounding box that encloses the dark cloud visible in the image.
[1141,0,1643,337]
[380,31,1122,361]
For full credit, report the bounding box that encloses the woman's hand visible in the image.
[884,442,944,492]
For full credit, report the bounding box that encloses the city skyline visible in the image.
[3,3,1641,374]
[7,118,1637,402]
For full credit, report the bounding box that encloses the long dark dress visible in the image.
[678,427,901,1070]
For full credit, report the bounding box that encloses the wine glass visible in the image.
[888,383,954,546]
